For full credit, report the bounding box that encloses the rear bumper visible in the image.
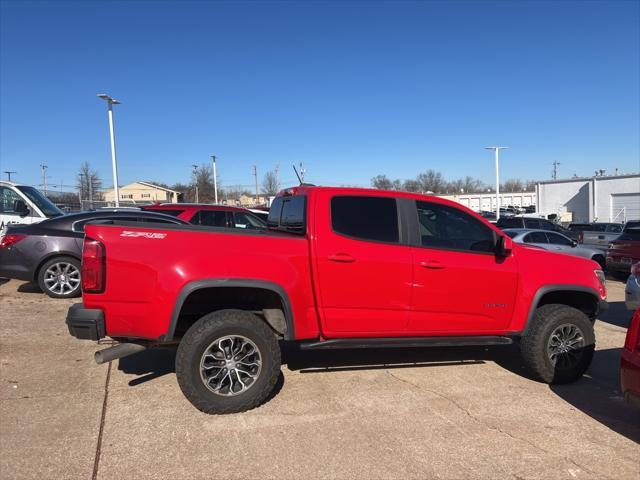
[66,303,105,340]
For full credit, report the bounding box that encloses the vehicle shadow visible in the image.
[16,282,43,294]
[598,301,632,328]
[550,347,640,444]
[116,347,285,403]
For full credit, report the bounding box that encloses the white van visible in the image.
[0,181,64,230]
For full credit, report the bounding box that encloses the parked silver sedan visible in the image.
[503,228,606,268]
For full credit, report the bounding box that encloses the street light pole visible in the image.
[192,165,199,203]
[485,146,508,220]
[97,94,121,207]
[211,155,218,204]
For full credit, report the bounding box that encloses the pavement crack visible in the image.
[92,361,112,480]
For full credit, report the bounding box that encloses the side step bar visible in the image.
[299,336,513,351]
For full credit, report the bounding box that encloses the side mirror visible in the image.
[14,199,30,218]
[496,235,513,257]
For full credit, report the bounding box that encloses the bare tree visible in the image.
[502,178,524,192]
[76,162,104,205]
[262,171,280,196]
[417,170,447,194]
[371,175,395,190]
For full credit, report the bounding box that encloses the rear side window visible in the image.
[192,211,229,227]
[523,232,548,243]
[606,224,623,233]
[331,196,399,243]
[416,201,495,253]
[496,218,523,229]
[524,218,541,229]
[268,196,306,234]
[145,208,184,217]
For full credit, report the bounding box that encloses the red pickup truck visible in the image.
[66,186,607,414]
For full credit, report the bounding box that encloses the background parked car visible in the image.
[141,203,267,229]
[503,228,606,268]
[621,308,640,408]
[576,222,624,250]
[607,221,640,279]
[626,263,640,311]
[1,181,64,229]
[0,210,187,298]
[496,216,577,239]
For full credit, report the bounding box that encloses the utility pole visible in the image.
[485,147,508,220]
[192,165,199,203]
[3,171,16,181]
[211,155,218,204]
[552,161,561,180]
[253,165,259,203]
[40,163,48,194]
[299,162,306,183]
[275,162,280,191]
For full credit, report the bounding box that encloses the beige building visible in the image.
[103,182,181,204]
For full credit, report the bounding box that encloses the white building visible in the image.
[439,191,536,212]
[535,173,640,223]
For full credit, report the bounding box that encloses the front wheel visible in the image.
[37,256,82,299]
[175,309,281,414]
[520,304,595,384]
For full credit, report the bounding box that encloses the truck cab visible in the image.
[0,181,64,230]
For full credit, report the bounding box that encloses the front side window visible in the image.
[545,232,572,246]
[416,201,495,253]
[233,212,267,229]
[15,186,63,217]
[332,196,399,243]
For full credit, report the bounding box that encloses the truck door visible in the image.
[313,193,412,336]
[409,200,519,333]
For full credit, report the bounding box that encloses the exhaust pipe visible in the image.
[95,343,147,365]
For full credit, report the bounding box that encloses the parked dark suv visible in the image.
[0,210,187,298]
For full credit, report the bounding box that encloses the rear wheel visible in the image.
[175,309,281,414]
[520,304,595,384]
[37,256,82,299]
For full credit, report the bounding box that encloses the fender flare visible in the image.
[520,284,602,336]
[163,278,295,341]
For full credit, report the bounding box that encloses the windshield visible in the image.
[16,186,64,217]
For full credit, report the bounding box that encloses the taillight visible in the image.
[82,239,105,293]
[623,310,640,351]
[0,234,26,248]
[594,270,607,300]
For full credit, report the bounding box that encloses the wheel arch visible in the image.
[521,285,601,336]
[164,279,295,342]
[34,251,81,282]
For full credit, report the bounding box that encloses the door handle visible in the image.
[419,260,445,269]
[328,253,355,263]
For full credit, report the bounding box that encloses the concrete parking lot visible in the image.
[0,279,638,480]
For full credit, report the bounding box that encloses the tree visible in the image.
[417,170,446,194]
[76,162,104,206]
[502,178,524,192]
[401,179,421,192]
[371,175,395,190]
[262,171,280,196]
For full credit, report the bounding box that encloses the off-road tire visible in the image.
[37,256,82,299]
[176,309,281,414]
[520,304,595,384]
